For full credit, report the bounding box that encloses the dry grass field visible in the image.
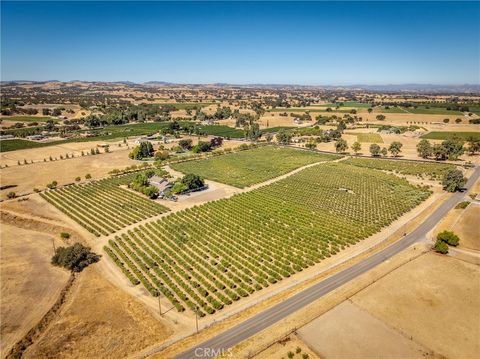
[351,253,480,359]
[243,250,479,359]
[254,334,319,359]
[434,203,480,251]
[0,139,126,166]
[23,265,173,359]
[0,224,70,358]
[0,149,135,199]
[298,301,433,359]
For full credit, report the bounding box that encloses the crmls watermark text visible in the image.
[194,347,233,357]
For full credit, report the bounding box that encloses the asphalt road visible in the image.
[175,166,480,359]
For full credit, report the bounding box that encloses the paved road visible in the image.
[175,166,480,359]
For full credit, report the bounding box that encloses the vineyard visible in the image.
[40,173,169,236]
[354,133,384,143]
[171,146,340,188]
[105,162,431,316]
[343,157,456,180]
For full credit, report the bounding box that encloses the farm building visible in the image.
[150,176,172,194]
[26,134,45,140]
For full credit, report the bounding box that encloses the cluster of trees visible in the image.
[357,141,403,157]
[334,139,403,156]
[1,106,40,116]
[42,108,63,116]
[129,171,161,199]
[231,112,262,141]
[51,243,100,272]
[191,137,224,153]
[83,104,188,127]
[129,141,154,160]
[416,137,476,160]
[213,106,232,120]
[130,136,227,163]
[233,112,255,128]
[276,129,294,145]
[171,174,205,194]
[434,230,460,254]
[290,112,312,121]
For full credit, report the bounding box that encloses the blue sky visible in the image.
[1,1,479,85]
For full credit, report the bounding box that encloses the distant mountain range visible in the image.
[2,80,479,93]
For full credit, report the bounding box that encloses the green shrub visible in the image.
[7,192,16,199]
[51,243,100,272]
[171,181,188,194]
[455,201,470,209]
[143,185,159,199]
[46,181,58,189]
[434,239,449,254]
[437,230,460,247]
[60,232,71,239]
[154,150,170,161]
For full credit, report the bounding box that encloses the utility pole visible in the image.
[52,237,56,255]
[195,306,199,333]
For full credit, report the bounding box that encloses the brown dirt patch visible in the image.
[0,210,84,245]
[298,301,433,359]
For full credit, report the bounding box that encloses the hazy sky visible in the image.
[1,1,479,85]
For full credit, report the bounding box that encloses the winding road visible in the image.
[174,166,480,359]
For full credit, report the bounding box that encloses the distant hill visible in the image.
[2,80,479,94]
[143,81,174,86]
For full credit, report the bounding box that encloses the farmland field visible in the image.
[403,107,463,115]
[0,122,245,152]
[40,173,169,236]
[154,102,214,110]
[194,124,244,138]
[104,162,431,316]
[0,116,54,122]
[260,126,297,133]
[0,123,173,152]
[421,131,480,141]
[343,157,455,180]
[354,133,384,143]
[171,146,340,188]
[0,139,52,152]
